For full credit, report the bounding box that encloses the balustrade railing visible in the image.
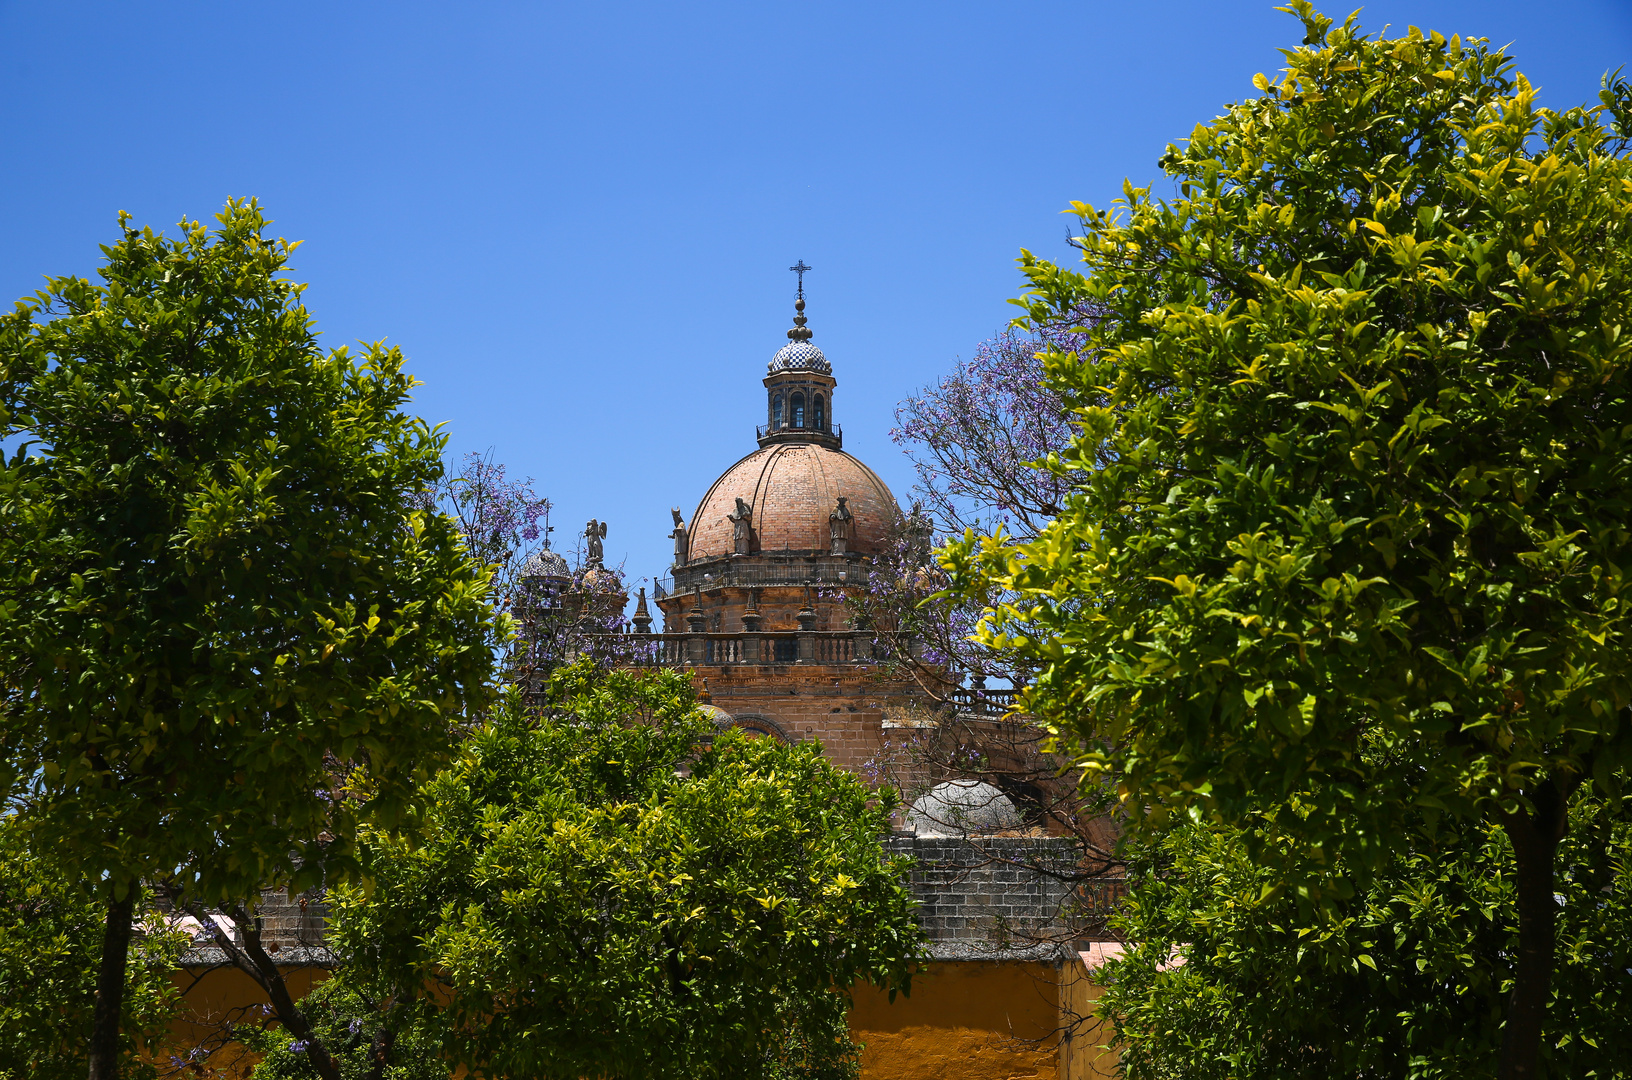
[945,687,1022,717]
[815,635,853,664]
[586,630,874,668]
[756,421,842,442]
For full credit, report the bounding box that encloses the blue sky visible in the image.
[3,1,1629,587]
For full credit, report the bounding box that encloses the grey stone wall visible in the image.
[177,839,1116,967]
[175,888,332,967]
[886,834,1090,961]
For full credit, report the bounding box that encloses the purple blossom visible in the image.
[424,449,553,629]
[890,306,1100,543]
[848,310,1100,694]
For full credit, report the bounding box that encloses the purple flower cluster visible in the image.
[847,311,1101,693]
[424,450,553,621]
[890,309,1098,543]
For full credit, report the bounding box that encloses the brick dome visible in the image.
[687,443,898,560]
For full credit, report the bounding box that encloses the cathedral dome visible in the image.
[686,443,898,561]
[769,340,830,375]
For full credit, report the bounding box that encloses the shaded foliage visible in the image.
[242,979,443,1080]
[1103,790,1632,1079]
[0,819,186,1080]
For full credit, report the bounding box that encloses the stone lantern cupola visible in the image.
[759,262,840,450]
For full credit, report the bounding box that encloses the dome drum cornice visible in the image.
[757,422,841,450]
[659,550,872,599]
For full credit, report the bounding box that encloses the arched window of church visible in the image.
[772,394,783,428]
[792,392,805,428]
[813,395,825,431]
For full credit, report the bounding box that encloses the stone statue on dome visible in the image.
[829,496,853,554]
[728,498,753,555]
[584,518,607,568]
[670,508,688,567]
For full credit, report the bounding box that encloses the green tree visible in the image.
[948,7,1632,1076]
[0,201,501,1079]
[1100,790,1632,1079]
[0,817,188,1080]
[240,978,446,1080]
[331,662,923,1080]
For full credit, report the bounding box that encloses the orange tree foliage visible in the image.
[949,7,1632,1076]
[0,201,500,1077]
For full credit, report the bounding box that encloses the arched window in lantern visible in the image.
[772,393,784,428]
[813,394,826,431]
[791,392,806,428]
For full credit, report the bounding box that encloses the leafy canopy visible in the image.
[1101,791,1632,1080]
[0,200,502,899]
[0,818,187,1080]
[949,4,1632,895]
[332,663,923,1080]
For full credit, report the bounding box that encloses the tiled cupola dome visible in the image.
[769,339,830,375]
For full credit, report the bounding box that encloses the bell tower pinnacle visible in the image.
[760,261,840,450]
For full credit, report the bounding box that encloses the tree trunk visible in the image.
[232,904,344,1080]
[87,886,136,1080]
[364,1023,396,1080]
[180,897,343,1080]
[1498,783,1567,1080]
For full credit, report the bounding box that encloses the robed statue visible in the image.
[670,508,688,566]
[728,497,753,555]
[828,496,853,554]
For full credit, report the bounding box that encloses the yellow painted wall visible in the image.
[165,965,329,1078]
[848,957,1120,1080]
[166,956,1121,1080]
[1058,956,1120,1080]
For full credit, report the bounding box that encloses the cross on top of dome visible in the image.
[768,260,831,375]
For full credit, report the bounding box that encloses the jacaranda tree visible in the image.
[0,201,501,1079]
[948,7,1632,1076]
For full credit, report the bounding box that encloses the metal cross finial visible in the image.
[789,259,812,300]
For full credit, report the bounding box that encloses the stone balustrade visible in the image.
[589,629,876,667]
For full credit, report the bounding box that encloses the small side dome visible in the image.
[577,565,623,592]
[520,548,570,581]
[906,780,1022,837]
[697,703,734,727]
[769,340,830,375]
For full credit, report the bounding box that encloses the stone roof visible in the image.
[521,547,571,581]
[906,780,1024,837]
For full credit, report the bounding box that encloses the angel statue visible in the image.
[585,518,607,567]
